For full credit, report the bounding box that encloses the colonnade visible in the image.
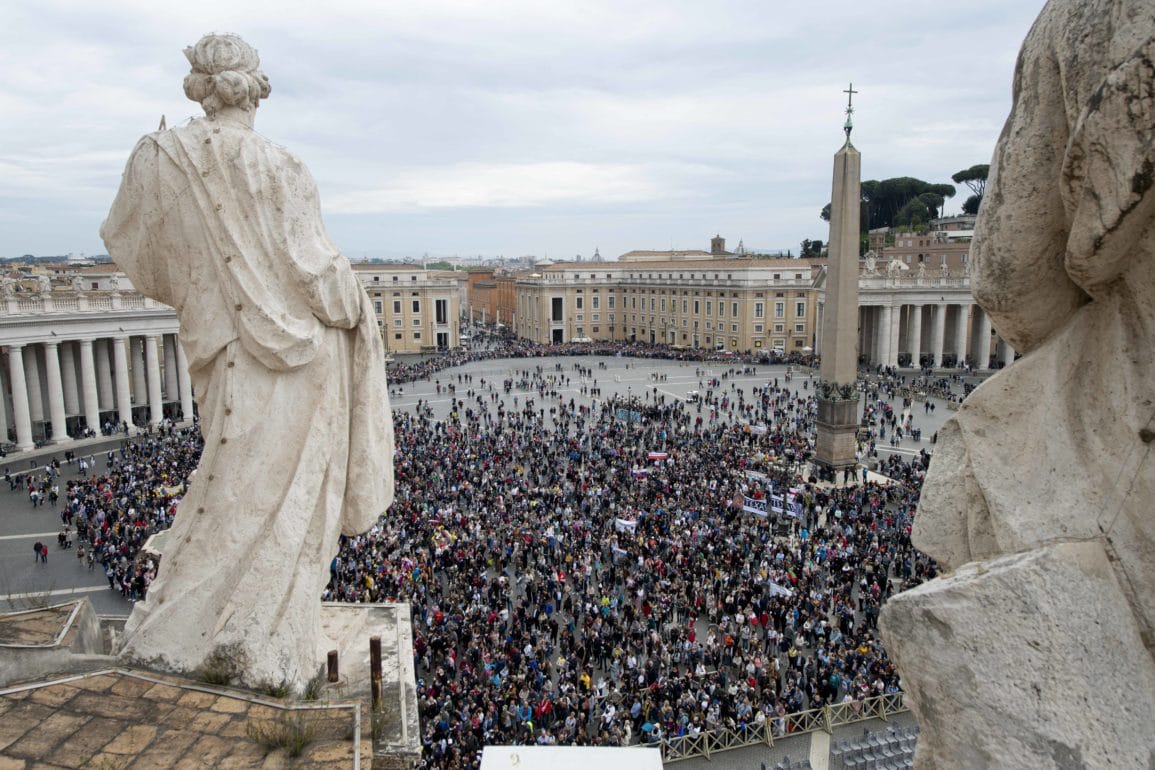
[857,302,1015,370]
[0,333,194,450]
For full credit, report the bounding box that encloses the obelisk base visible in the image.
[814,396,860,469]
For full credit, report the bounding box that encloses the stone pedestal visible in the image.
[814,397,859,469]
[0,600,107,688]
[320,603,421,767]
[880,542,1155,769]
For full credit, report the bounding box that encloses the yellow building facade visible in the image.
[514,259,818,353]
[353,264,464,353]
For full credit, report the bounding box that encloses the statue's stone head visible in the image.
[971,0,1155,352]
[183,34,271,118]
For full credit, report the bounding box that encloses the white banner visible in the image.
[614,518,637,534]
[743,496,768,518]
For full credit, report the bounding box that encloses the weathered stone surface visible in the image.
[881,543,1155,769]
[880,0,1155,765]
[101,34,393,694]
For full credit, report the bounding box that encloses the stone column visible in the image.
[113,336,134,430]
[43,342,70,443]
[877,304,896,369]
[1002,339,1015,367]
[175,340,195,422]
[975,308,993,370]
[953,305,970,365]
[130,337,147,405]
[95,338,114,412]
[908,304,923,367]
[6,346,33,451]
[145,335,164,426]
[163,334,179,400]
[23,346,44,424]
[930,304,947,367]
[78,339,101,435]
[871,307,884,365]
[0,366,8,443]
[887,304,901,368]
[60,341,79,417]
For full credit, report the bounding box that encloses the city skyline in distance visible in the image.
[0,0,1045,262]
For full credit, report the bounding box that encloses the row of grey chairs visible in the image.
[831,725,919,770]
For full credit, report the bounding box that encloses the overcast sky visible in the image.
[0,0,1046,262]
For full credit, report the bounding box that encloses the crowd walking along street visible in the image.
[0,342,987,770]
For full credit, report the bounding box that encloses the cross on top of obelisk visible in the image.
[843,83,857,139]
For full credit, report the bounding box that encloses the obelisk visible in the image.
[814,85,862,471]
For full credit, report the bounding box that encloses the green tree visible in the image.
[820,176,955,231]
[952,164,989,214]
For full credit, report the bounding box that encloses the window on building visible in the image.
[592,296,599,309]
[412,300,420,313]
[374,300,383,314]
[608,296,615,309]
[754,324,763,333]
[576,296,583,310]
[413,332,421,339]
[592,326,599,333]
[775,302,785,318]
[693,300,700,314]
[394,319,402,328]
[796,301,805,318]
[706,301,712,316]
[731,324,738,332]
[412,318,421,326]
[732,302,738,316]
[392,276,399,282]
[394,333,402,340]
[754,302,764,318]
[795,323,805,333]
[435,299,448,325]
[774,324,784,332]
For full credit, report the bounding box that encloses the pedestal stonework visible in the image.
[879,1,1155,766]
[882,542,1155,768]
[814,398,859,469]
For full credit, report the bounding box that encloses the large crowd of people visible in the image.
[11,343,957,770]
[328,361,939,769]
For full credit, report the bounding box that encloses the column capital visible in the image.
[43,340,59,350]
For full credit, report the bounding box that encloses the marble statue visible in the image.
[879,1,1155,767]
[101,33,394,692]
[70,274,84,293]
[107,274,119,292]
[916,262,925,280]
[863,250,877,275]
[0,276,15,296]
[36,275,51,295]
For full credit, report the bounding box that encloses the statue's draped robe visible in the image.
[101,118,393,686]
